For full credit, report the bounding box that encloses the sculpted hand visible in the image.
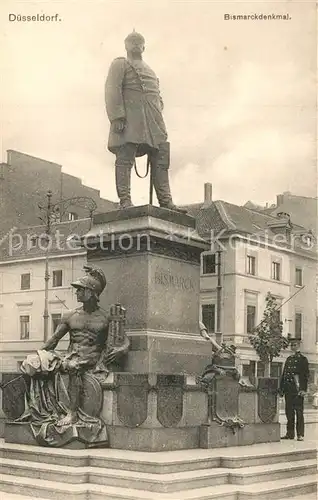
[218,368,226,376]
[112,118,126,133]
[298,390,306,397]
[104,345,127,365]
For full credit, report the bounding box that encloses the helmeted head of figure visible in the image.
[71,266,106,302]
[124,30,145,55]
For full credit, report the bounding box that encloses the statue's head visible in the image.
[71,266,106,303]
[124,30,145,55]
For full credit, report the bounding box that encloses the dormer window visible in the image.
[68,212,78,221]
[304,235,312,247]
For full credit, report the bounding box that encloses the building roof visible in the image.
[243,192,317,235]
[182,200,315,255]
[1,199,315,263]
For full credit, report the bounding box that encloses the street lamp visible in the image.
[38,191,97,341]
[216,249,222,346]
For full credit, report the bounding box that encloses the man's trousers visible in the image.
[284,393,305,438]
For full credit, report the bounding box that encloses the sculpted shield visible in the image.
[157,375,184,427]
[116,374,149,427]
[215,375,240,422]
[258,377,278,423]
[1,373,26,420]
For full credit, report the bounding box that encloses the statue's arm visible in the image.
[157,78,164,111]
[199,322,222,352]
[105,58,126,122]
[42,311,72,351]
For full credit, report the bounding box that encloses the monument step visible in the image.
[0,473,316,500]
[0,440,88,468]
[0,474,86,500]
[0,474,237,500]
[0,439,316,474]
[0,457,87,484]
[90,445,316,473]
[0,458,316,496]
[0,457,316,493]
[3,493,317,500]
[89,483,238,500]
[228,458,317,484]
[236,474,317,500]
[0,494,50,500]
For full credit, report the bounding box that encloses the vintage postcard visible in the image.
[0,0,317,498]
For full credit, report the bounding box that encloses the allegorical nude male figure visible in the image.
[21,267,129,427]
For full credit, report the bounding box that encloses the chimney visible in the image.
[203,183,212,207]
[276,193,284,206]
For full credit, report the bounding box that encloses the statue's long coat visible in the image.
[105,57,168,155]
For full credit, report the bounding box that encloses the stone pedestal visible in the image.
[84,205,211,375]
[199,376,280,449]
[3,208,281,451]
[101,373,207,451]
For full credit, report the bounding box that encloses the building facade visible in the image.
[0,150,116,237]
[0,252,86,371]
[1,166,317,393]
[0,218,91,371]
[192,196,317,386]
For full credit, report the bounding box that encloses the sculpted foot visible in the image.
[119,200,134,209]
[57,411,77,426]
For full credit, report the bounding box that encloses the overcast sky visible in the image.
[1,0,316,206]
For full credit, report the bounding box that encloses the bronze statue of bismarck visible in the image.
[105,31,185,212]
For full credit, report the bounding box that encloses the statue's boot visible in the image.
[115,165,134,209]
[151,142,187,214]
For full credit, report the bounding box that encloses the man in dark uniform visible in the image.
[105,31,185,212]
[279,338,309,441]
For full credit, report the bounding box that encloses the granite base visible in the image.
[199,422,281,448]
[108,425,199,451]
[4,422,106,449]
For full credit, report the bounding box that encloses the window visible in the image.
[68,212,78,221]
[270,362,282,378]
[52,270,63,287]
[20,315,30,339]
[246,305,256,333]
[201,304,216,333]
[271,261,281,281]
[247,255,256,275]
[295,268,302,287]
[243,361,256,379]
[272,308,281,324]
[51,313,62,333]
[202,254,216,274]
[303,234,312,248]
[257,361,265,378]
[242,365,250,377]
[21,273,30,290]
[295,312,302,339]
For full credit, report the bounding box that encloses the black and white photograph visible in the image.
[0,0,317,498]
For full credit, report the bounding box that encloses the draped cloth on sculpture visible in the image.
[105,58,168,154]
[16,350,107,447]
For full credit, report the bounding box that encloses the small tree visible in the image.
[249,292,289,377]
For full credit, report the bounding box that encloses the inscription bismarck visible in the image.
[154,269,195,291]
